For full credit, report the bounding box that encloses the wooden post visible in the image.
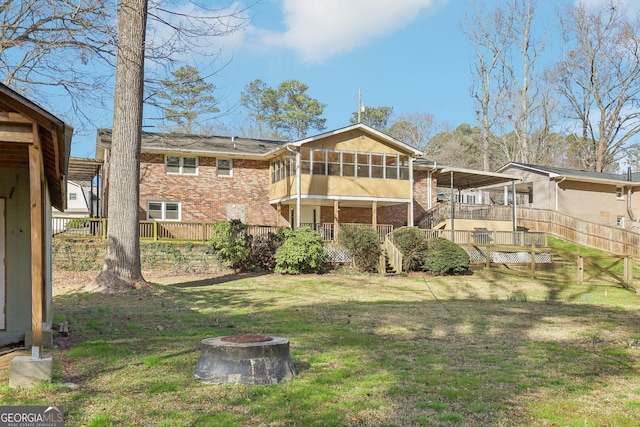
[334,200,339,242]
[153,221,158,241]
[28,138,44,360]
[624,255,633,287]
[372,201,378,228]
[485,244,491,269]
[577,248,584,283]
[276,203,282,227]
[530,240,536,275]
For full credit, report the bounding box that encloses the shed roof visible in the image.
[0,84,72,210]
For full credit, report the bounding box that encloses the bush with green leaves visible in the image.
[250,230,285,271]
[209,219,250,271]
[392,227,429,272]
[274,227,327,274]
[422,237,471,275]
[337,225,381,273]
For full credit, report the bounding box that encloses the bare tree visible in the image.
[0,0,115,119]
[463,2,511,170]
[388,112,438,153]
[551,0,640,172]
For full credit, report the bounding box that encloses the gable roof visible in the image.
[288,123,424,157]
[498,162,639,185]
[96,129,287,160]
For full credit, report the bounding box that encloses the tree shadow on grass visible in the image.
[47,273,640,426]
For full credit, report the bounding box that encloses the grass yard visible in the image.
[1,268,640,426]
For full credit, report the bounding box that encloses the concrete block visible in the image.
[8,355,53,389]
[24,330,54,348]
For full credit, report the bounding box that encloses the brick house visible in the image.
[97,124,438,233]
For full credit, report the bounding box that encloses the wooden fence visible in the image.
[518,208,640,257]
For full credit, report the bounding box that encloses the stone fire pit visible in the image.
[193,335,295,385]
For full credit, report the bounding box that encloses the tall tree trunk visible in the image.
[88,0,148,293]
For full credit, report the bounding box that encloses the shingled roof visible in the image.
[96,129,287,158]
[498,162,640,184]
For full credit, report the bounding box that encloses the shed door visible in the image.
[0,198,5,329]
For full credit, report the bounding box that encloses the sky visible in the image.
[69,0,640,157]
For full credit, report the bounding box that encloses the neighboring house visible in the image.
[0,84,72,359]
[495,162,640,230]
[52,180,91,218]
[97,124,439,232]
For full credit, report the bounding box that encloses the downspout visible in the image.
[628,186,636,222]
[555,176,566,211]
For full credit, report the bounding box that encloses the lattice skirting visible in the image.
[327,247,352,263]
[468,250,552,264]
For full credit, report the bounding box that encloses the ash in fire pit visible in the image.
[193,335,295,385]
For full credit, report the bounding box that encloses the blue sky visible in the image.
[70,0,639,157]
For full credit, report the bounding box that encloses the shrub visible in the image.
[337,225,381,273]
[249,230,285,271]
[274,227,326,274]
[392,227,429,272]
[422,237,471,275]
[209,219,250,271]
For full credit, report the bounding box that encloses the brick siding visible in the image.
[139,153,279,225]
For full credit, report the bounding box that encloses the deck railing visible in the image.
[417,203,514,228]
[391,227,548,248]
[52,217,393,243]
[300,223,393,242]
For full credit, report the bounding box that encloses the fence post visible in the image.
[624,255,633,287]
[530,240,536,275]
[485,244,491,269]
[153,221,158,241]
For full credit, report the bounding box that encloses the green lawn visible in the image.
[2,269,640,426]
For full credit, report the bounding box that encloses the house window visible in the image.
[148,201,181,221]
[616,187,624,199]
[217,158,232,177]
[166,156,197,175]
[69,193,77,201]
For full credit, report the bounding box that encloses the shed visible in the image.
[0,84,72,363]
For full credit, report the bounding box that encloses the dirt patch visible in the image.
[52,268,227,295]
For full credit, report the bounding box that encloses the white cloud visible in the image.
[257,0,445,63]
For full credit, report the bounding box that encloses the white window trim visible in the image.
[217,158,233,177]
[165,155,198,175]
[147,201,181,221]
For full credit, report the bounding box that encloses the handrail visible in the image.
[383,234,403,273]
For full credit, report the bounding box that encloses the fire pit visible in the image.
[193,335,295,385]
